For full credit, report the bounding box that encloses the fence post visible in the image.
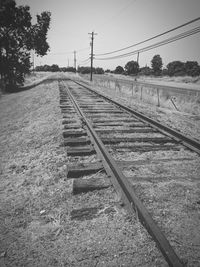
[131,83,134,97]
[157,88,160,107]
[140,86,143,100]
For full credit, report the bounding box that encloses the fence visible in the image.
[83,74,200,115]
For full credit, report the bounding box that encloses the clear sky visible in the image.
[16,0,200,70]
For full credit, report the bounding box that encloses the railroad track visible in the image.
[59,79,200,267]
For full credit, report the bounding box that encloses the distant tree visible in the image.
[0,0,51,91]
[105,69,111,73]
[124,61,139,75]
[185,61,200,77]
[166,61,185,76]
[35,66,43,71]
[60,67,67,72]
[77,66,93,74]
[151,55,163,76]
[50,64,59,72]
[162,68,168,76]
[43,64,51,72]
[114,65,124,74]
[95,67,104,74]
[65,67,76,73]
[139,66,152,76]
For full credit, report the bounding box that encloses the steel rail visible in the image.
[65,82,184,267]
[74,80,200,155]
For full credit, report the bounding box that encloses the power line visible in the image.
[95,26,200,61]
[95,17,200,56]
[46,47,90,56]
[79,60,91,67]
[79,57,90,63]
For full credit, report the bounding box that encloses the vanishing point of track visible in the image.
[59,79,200,267]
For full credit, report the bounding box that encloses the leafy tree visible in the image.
[162,68,168,76]
[114,65,124,74]
[124,61,139,75]
[50,64,59,72]
[166,61,185,76]
[77,66,92,74]
[139,66,152,76]
[105,69,111,73]
[0,0,51,91]
[185,61,200,77]
[151,54,163,76]
[43,64,51,72]
[63,67,76,73]
[95,67,104,74]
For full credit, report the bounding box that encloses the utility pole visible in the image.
[32,51,35,73]
[137,52,140,65]
[135,51,140,81]
[73,51,76,70]
[68,58,69,67]
[88,31,97,82]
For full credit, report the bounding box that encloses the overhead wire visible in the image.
[95,17,200,56]
[78,57,91,66]
[95,26,200,60]
[47,47,90,56]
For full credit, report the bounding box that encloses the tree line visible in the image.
[35,57,200,77]
[113,55,200,77]
[35,65,76,73]
[35,65,105,74]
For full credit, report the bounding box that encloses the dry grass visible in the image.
[24,72,50,85]
[0,79,67,266]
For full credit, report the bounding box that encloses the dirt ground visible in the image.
[0,75,168,266]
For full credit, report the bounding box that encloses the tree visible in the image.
[151,54,163,76]
[162,68,168,76]
[139,66,152,76]
[105,69,111,73]
[65,67,76,73]
[114,65,124,74]
[185,61,200,77]
[0,0,51,91]
[95,67,104,74]
[166,61,185,76]
[124,61,139,75]
[77,66,92,74]
[50,64,59,72]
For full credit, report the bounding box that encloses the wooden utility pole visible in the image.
[135,51,140,81]
[88,31,97,81]
[32,51,35,73]
[74,51,76,70]
[137,52,140,65]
